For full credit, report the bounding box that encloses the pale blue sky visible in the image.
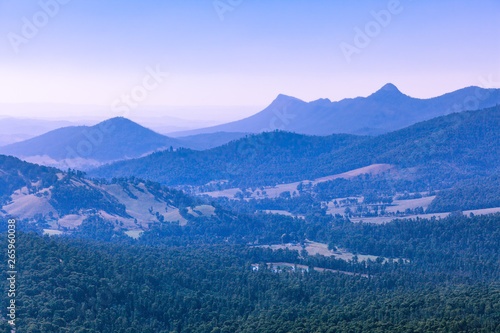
[0,0,499,120]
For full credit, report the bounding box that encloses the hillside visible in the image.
[0,155,59,205]
[90,106,500,189]
[90,132,364,187]
[171,84,500,136]
[0,155,218,235]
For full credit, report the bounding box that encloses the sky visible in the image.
[0,0,499,121]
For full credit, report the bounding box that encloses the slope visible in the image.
[0,155,216,234]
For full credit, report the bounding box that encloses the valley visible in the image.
[0,97,499,333]
[2,106,500,239]
[199,163,395,199]
[2,1,499,331]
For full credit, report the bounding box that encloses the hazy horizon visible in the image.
[1,82,499,125]
[1,0,499,121]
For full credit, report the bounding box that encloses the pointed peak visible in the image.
[95,117,146,130]
[368,83,406,99]
[102,116,131,122]
[379,83,400,93]
[273,94,300,102]
[266,94,306,110]
[311,98,332,105]
[98,117,135,125]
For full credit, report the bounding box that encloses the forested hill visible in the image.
[0,155,214,233]
[90,106,500,187]
[0,155,59,205]
[90,132,364,186]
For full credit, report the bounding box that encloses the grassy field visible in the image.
[258,240,389,262]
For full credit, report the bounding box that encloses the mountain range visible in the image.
[1,104,500,239]
[89,106,500,189]
[171,84,500,136]
[2,105,499,236]
[1,84,499,172]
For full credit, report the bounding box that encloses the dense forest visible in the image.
[427,176,500,213]
[2,214,500,332]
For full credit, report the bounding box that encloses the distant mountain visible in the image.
[0,118,251,170]
[0,117,182,170]
[89,106,500,188]
[171,84,500,136]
